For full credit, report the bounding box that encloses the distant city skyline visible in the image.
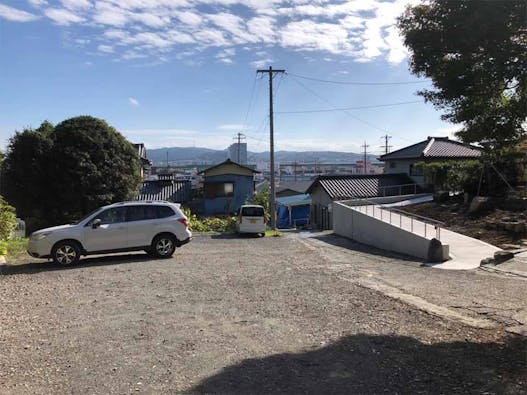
[0,0,460,155]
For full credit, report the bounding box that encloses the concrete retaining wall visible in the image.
[333,201,446,261]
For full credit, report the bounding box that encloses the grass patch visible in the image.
[0,238,28,257]
[265,230,284,237]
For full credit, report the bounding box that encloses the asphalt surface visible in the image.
[1,234,526,394]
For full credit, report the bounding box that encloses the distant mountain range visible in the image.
[146,146,379,165]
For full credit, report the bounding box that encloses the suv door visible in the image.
[126,205,158,248]
[83,207,128,252]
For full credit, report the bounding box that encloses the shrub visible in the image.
[0,195,16,241]
[183,208,237,233]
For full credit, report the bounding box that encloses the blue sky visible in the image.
[0,0,460,155]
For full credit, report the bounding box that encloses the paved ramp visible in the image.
[350,204,500,270]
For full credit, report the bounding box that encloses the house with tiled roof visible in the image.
[379,136,481,186]
[306,173,420,230]
[136,173,192,203]
[198,159,260,215]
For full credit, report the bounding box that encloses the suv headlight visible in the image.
[32,232,52,240]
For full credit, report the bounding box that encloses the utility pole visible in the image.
[361,141,370,174]
[233,132,246,163]
[257,66,285,232]
[380,134,392,155]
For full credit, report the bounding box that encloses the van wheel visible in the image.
[152,234,176,259]
[52,241,80,265]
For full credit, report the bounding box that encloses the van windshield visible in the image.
[241,207,264,217]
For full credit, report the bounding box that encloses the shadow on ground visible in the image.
[190,333,526,394]
[0,253,154,275]
[310,233,422,263]
[210,233,262,240]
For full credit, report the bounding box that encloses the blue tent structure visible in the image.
[276,194,311,229]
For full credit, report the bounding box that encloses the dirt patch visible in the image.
[400,201,526,247]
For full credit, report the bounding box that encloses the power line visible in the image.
[275,100,422,114]
[287,72,431,86]
[240,74,259,135]
[288,74,388,133]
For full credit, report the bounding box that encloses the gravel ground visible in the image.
[1,235,526,394]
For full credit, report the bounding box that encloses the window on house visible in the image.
[204,182,234,198]
[389,161,396,169]
[409,164,424,176]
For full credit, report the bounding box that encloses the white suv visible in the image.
[28,201,192,265]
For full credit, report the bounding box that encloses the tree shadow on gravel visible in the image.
[190,333,526,394]
[311,233,423,263]
[0,253,154,275]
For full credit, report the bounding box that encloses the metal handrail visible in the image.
[347,195,445,240]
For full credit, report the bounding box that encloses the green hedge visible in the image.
[0,195,16,241]
[183,208,237,233]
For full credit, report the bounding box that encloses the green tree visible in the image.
[250,189,271,222]
[1,116,141,230]
[398,0,527,150]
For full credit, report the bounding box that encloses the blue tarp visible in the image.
[276,194,311,229]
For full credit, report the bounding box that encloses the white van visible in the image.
[236,205,266,236]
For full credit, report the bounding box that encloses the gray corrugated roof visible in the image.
[308,174,418,200]
[424,139,481,158]
[379,137,480,161]
[137,180,191,203]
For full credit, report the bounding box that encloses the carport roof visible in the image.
[306,173,417,200]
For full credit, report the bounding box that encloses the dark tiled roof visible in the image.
[198,159,259,175]
[137,180,191,203]
[379,137,481,161]
[276,181,312,194]
[307,174,418,200]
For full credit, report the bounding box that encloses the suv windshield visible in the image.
[71,208,103,225]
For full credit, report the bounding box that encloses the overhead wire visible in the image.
[287,73,389,133]
[275,100,422,114]
[287,72,431,86]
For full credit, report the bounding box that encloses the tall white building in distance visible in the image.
[228,142,248,165]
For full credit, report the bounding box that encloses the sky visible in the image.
[0,0,461,155]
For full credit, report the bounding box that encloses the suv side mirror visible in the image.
[92,219,102,229]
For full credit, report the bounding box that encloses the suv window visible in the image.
[155,205,176,218]
[126,205,158,222]
[126,205,175,221]
[241,207,264,217]
[88,207,127,225]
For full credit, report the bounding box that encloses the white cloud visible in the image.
[0,4,39,22]
[44,8,85,25]
[217,124,245,130]
[173,10,202,26]
[61,0,92,9]
[28,0,49,7]
[97,44,114,53]
[250,58,272,69]
[129,97,140,106]
[9,0,417,65]
[93,2,129,26]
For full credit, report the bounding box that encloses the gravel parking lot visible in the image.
[1,234,526,394]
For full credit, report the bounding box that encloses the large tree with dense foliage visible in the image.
[398,0,527,150]
[0,116,141,230]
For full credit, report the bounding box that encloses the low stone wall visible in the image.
[333,201,448,261]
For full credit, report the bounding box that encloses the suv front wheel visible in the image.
[151,234,176,259]
[52,241,81,265]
